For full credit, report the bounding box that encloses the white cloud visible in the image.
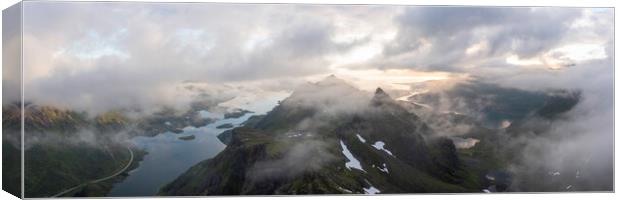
[14,2,612,118]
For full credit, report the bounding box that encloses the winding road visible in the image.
[51,145,135,197]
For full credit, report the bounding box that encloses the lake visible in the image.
[108,92,288,196]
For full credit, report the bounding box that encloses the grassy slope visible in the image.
[2,138,21,197]
[0,105,145,197]
[67,147,147,197]
[24,142,139,197]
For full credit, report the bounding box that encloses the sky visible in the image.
[6,2,612,113]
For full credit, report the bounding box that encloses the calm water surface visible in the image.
[108,93,287,196]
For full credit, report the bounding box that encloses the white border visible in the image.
[0,1,617,200]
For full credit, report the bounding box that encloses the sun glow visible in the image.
[505,43,607,70]
[315,68,463,91]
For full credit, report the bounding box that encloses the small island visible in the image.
[224,109,253,119]
[178,135,196,141]
[216,123,234,129]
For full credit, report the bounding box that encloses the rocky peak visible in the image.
[371,87,393,105]
[375,87,388,96]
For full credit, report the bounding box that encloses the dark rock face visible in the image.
[217,129,234,145]
[372,88,390,103]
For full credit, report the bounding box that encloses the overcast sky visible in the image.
[7,2,612,111]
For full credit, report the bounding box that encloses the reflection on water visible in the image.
[108,94,286,196]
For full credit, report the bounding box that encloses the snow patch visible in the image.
[373,163,389,174]
[287,133,303,138]
[363,180,380,194]
[287,130,306,138]
[356,134,366,143]
[372,141,394,157]
[363,186,380,195]
[337,186,352,193]
[340,140,365,172]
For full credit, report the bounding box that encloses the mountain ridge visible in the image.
[159,75,479,195]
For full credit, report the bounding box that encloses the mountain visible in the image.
[3,97,247,197]
[2,104,145,198]
[159,76,482,195]
[4,75,587,197]
[402,80,583,192]
[2,104,21,197]
[407,80,580,128]
[23,105,90,134]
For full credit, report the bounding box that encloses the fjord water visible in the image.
[108,94,287,196]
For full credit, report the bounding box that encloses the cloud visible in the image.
[248,139,337,181]
[501,54,614,191]
[507,104,613,191]
[371,7,611,73]
[411,53,613,191]
[20,2,382,112]
[2,3,22,104]
[282,76,372,116]
[17,3,612,115]
[450,137,480,149]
